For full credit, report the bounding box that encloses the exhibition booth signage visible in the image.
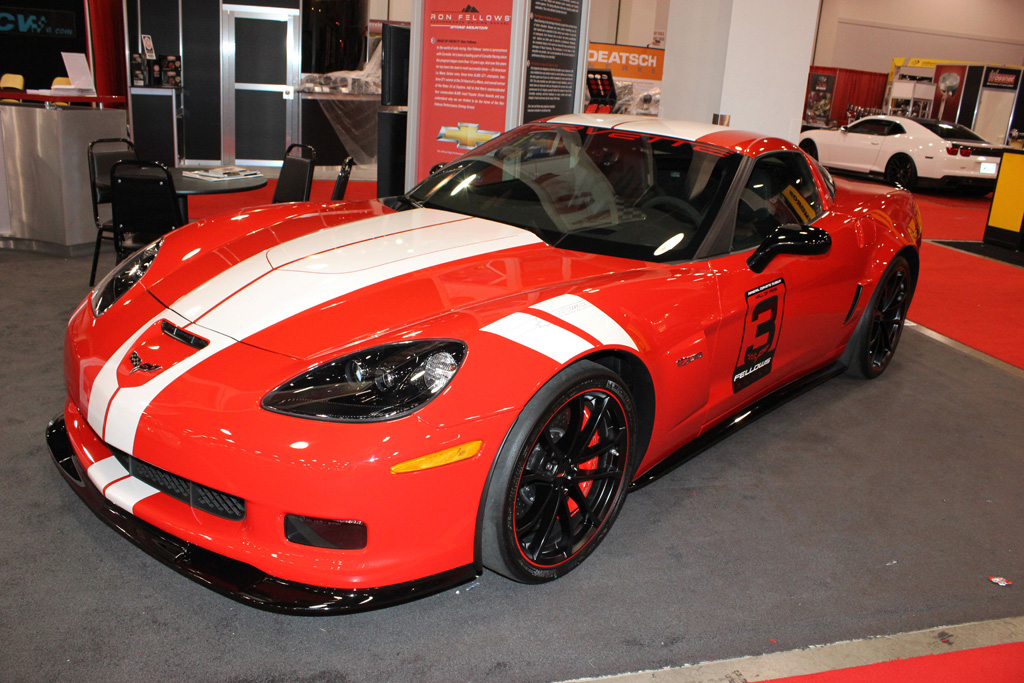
[407,0,590,189]
[415,2,514,179]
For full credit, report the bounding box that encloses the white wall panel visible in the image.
[816,0,1024,70]
[369,0,412,22]
[588,0,620,43]
[720,0,818,142]
[661,0,818,142]
[588,0,669,46]
[975,89,1016,144]
[617,0,668,47]
[831,21,1024,73]
[659,1,731,124]
[389,0,413,22]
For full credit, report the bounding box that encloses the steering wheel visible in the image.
[640,195,702,225]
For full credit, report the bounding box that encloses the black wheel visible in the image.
[799,139,818,160]
[847,256,914,379]
[482,361,637,583]
[885,154,918,191]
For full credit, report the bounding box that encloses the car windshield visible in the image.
[912,119,989,142]
[405,123,741,262]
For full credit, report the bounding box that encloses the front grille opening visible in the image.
[112,448,246,521]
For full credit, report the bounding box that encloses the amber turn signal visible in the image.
[390,441,483,474]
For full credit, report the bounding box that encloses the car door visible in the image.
[827,119,889,173]
[870,121,907,174]
[704,151,856,423]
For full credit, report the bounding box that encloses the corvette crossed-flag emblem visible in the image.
[129,351,162,374]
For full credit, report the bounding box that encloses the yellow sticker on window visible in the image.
[781,185,815,223]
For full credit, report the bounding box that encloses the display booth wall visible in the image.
[887,59,1024,145]
[805,67,888,127]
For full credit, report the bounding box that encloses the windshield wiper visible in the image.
[382,194,423,211]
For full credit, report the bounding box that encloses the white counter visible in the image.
[0,104,127,254]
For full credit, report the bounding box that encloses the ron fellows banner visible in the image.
[416,1,514,179]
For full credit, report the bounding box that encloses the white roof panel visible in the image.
[547,114,742,144]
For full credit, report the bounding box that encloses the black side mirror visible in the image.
[747,225,831,273]
[429,162,447,175]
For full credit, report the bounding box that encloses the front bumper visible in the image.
[46,415,476,615]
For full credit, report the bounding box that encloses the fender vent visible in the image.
[843,284,863,325]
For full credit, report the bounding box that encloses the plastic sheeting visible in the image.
[300,44,388,166]
[307,94,383,166]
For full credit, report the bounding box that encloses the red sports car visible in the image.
[48,115,922,614]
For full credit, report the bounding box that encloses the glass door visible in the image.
[221,5,300,165]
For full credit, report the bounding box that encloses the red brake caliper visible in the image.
[568,405,598,515]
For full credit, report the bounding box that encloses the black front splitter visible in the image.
[46,415,478,615]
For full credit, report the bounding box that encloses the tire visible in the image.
[885,154,918,191]
[799,139,818,160]
[481,361,638,583]
[846,255,914,379]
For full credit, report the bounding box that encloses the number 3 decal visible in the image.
[733,279,786,392]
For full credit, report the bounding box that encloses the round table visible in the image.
[171,168,268,221]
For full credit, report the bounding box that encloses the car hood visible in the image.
[144,203,635,360]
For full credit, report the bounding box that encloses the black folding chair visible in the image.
[110,160,185,262]
[272,144,317,203]
[331,157,355,201]
[88,138,136,285]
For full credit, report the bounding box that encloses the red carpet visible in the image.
[911,241,1024,369]
[906,184,1024,370]
[913,190,992,241]
[186,178,379,220]
[765,641,1024,682]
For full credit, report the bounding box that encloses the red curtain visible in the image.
[809,66,888,126]
[86,0,127,100]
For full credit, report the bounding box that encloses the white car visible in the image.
[799,115,1005,191]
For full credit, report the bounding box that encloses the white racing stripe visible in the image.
[171,253,274,324]
[86,456,130,492]
[105,476,160,514]
[86,456,159,514]
[482,312,593,364]
[530,294,638,350]
[91,211,543,456]
[265,208,467,269]
[86,308,195,445]
[102,330,237,454]
[197,220,539,341]
[483,294,638,362]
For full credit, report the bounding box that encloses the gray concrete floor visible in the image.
[2,248,1023,682]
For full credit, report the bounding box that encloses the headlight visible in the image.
[262,340,467,422]
[91,240,162,317]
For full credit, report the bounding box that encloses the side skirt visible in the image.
[629,362,846,490]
